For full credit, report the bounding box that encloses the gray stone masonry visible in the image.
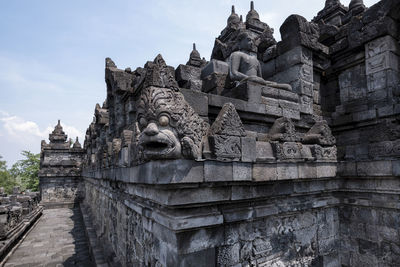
[37,0,400,266]
[39,120,85,208]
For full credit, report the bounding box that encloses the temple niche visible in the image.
[40,0,400,266]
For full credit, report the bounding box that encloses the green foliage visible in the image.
[10,151,40,192]
[0,155,18,194]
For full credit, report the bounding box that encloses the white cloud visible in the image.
[0,112,83,141]
[0,111,84,165]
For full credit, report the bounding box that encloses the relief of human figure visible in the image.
[229,31,291,91]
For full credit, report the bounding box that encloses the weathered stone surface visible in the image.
[37,1,400,266]
[208,103,246,161]
[175,64,202,91]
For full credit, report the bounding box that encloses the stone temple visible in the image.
[2,0,400,266]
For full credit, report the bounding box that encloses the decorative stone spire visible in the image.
[227,5,240,25]
[49,120,68,144]
[246,1,259,21]
[325,0,340,8]
[186,43,206,68]
[190,43,200,59]
[73,137,82,149]
[349,0,364,10]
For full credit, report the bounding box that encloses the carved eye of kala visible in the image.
[159,115,169,127]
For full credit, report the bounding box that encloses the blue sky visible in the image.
[0,0,379,166]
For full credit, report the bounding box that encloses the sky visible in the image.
[0,0,380,166]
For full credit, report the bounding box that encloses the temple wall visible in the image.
[81,160,343,267]
[39,0,400,266]
[40,177,83,204]
[81,166,400,267]
[337,166,400,266]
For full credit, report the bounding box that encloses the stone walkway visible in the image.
[4,207,94,267]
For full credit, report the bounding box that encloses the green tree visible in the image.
[10,151,40,192]
[0,155,18,194]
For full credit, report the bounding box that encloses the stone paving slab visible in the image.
[4,208,94,267]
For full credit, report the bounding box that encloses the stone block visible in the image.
[339,87,349,103]
[181,88,209,116]
[352,109,376,122]
[291,79,313,96]
[339,65,367,92]
[120,147,129,167]
[367,70,387,92]
[369,93,389,108]
[255,141,275,162]
[282,108,300,120]
[278,89,299,102]
[298,163,317,178]
[202,73,230,94]
[261,59,275,78]
[300,95,313,114]
[392,160,400,176]
[278,99,299,111]
[261,97,279,106]
[313,89,320,104]
[233,162,252,181]
[272,64,313,85]
[241,137,257,162]
[356,160,392,176]
[365,35,400,59]
[201,59,229,78]
[204,161,233,182]
[222,82,262,103]
[366,51,399,74]
[175,64,202,90]
[261,87,279,99]
[253,163,277,181]
[300,145,313,160]
[337,162,356,177]
[244,102,267,114]
[126,160,204,184]
[265,105,283,117]
[277,163,298,180]
[348,87,367,101]
[275,46,312,72]
[316,163,337,178]
[208,94,246,111]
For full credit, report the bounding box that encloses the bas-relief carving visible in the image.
[368,140,400,158]
[136,86,209,160]
[208,103,246,161]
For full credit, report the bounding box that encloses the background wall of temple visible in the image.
[81,173,343,267]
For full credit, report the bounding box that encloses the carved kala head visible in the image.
[136,86,209,160]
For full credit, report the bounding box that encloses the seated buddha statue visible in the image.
[229,31,291,91]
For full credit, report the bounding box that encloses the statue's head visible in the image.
[136,86,209,160]
[238,31,256,52]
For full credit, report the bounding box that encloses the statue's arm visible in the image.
[230,53,248,81]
